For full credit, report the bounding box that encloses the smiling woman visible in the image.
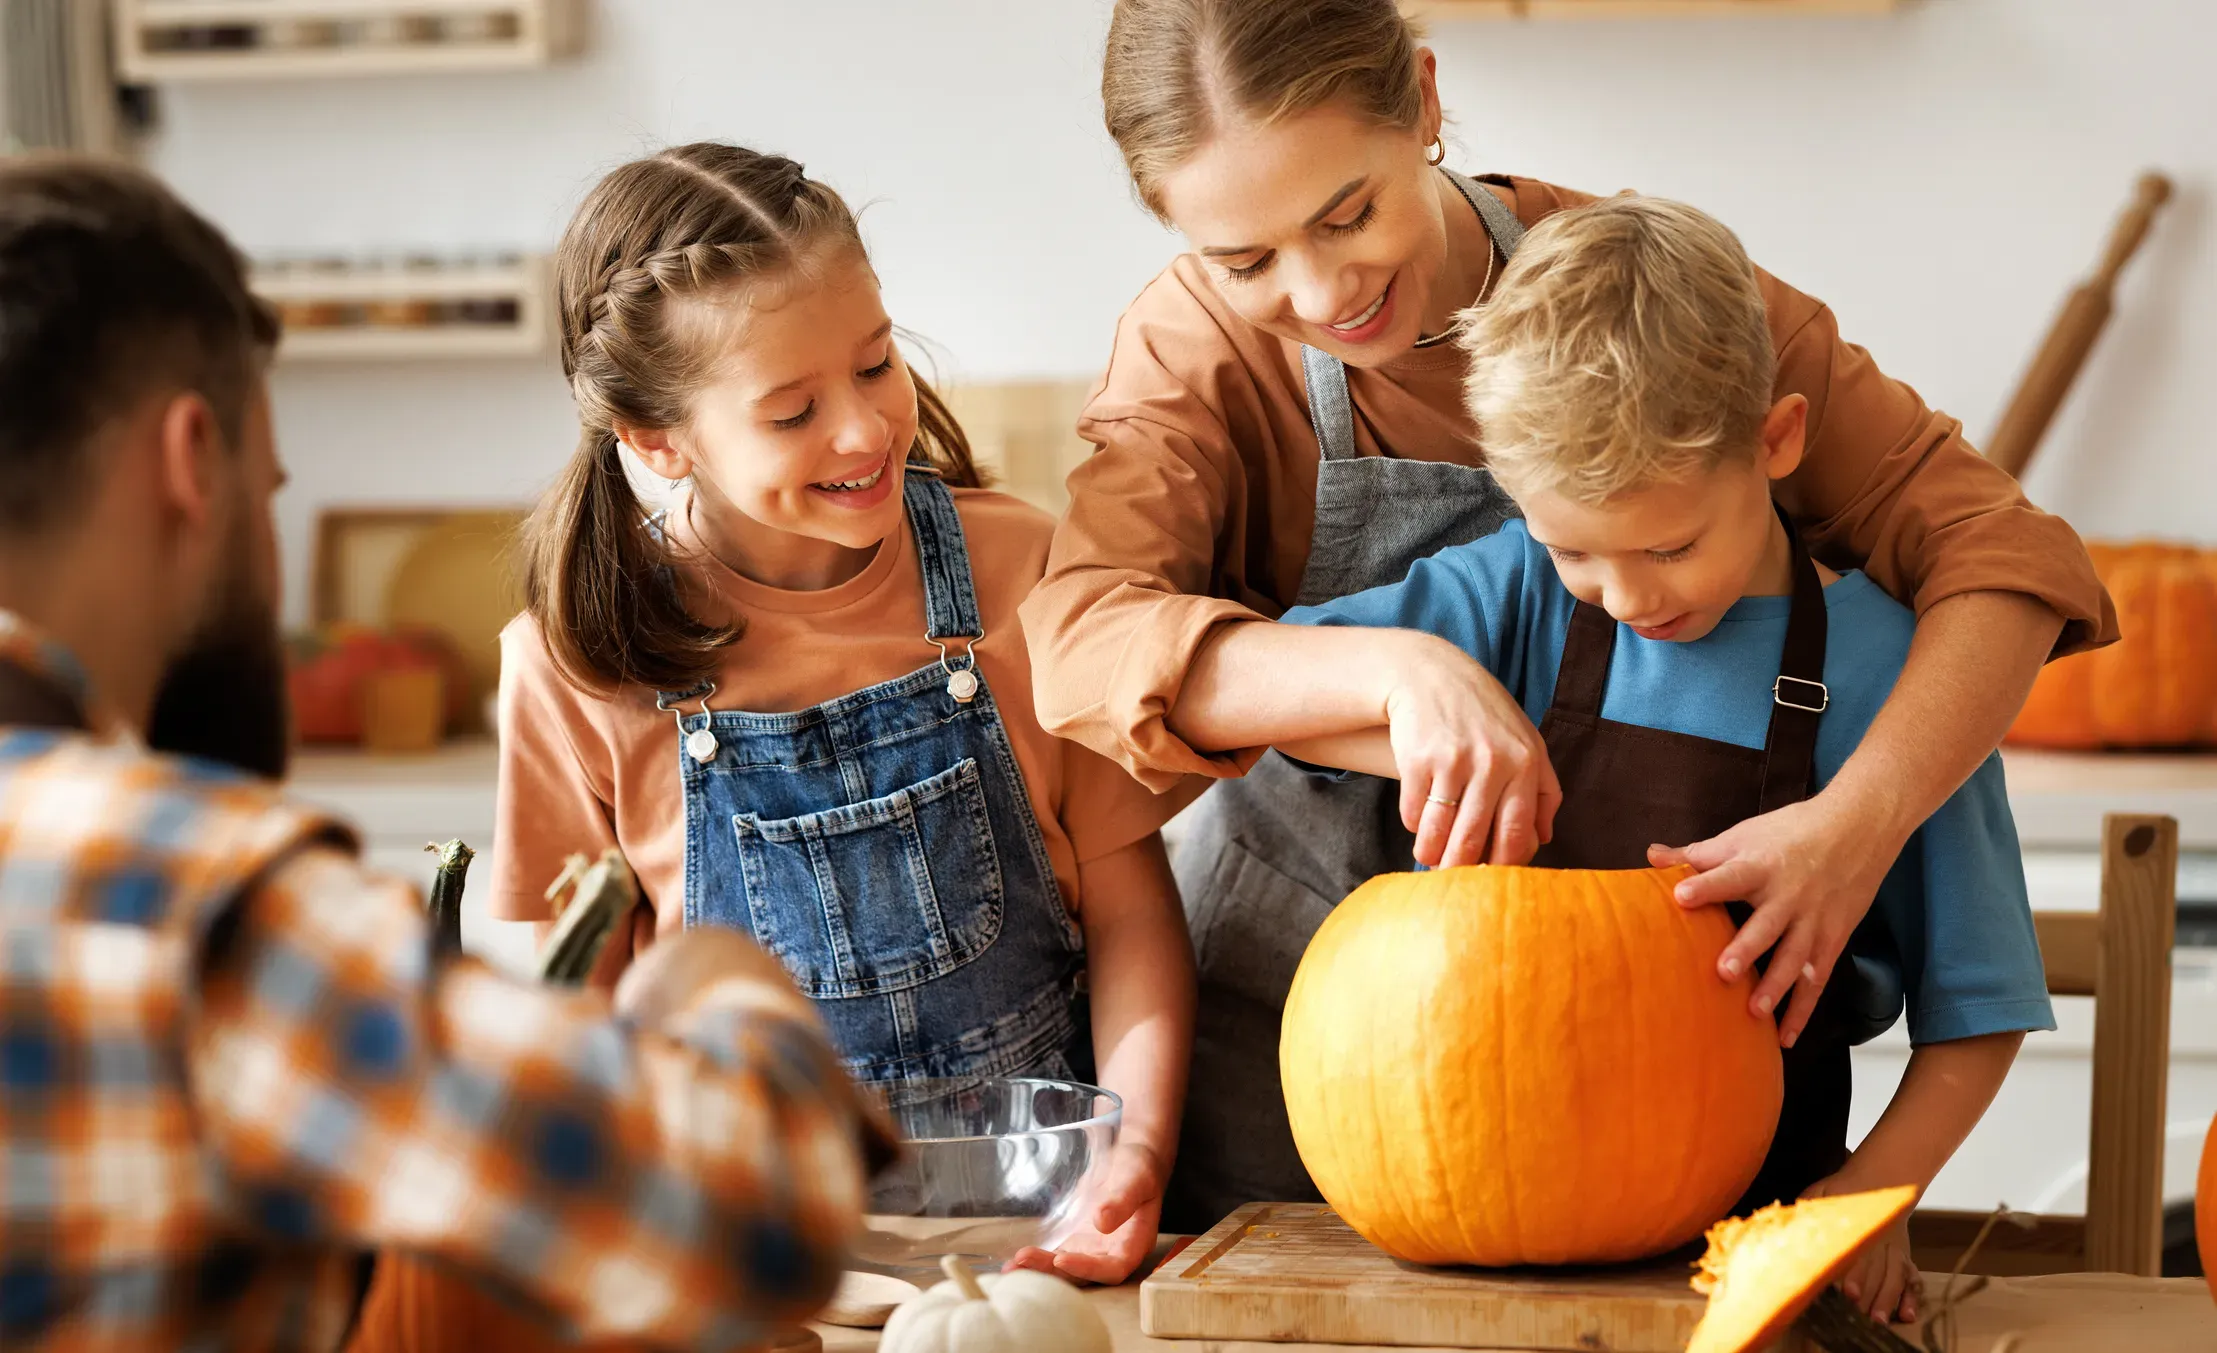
[1017,0,2118,1233]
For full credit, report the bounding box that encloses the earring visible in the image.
[1427,136,1447,167]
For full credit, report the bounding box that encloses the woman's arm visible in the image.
[1655,592,2062,1039]
[1013,832,1194,1284]
[1171,618,1558,867]
[1654,272,2109,1043]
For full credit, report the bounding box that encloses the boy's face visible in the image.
[1517,397,1808,645]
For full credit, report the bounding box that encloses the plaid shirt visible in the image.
[0,616,875,1350]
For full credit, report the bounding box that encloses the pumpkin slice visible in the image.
[1685,1185,1918,1353]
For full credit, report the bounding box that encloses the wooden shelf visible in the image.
[1406,0,1896,17]
[113,0,582,82]
[254,255,552,362]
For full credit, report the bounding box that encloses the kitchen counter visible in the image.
[811,1264,2217,1351]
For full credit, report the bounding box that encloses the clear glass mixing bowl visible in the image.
[856,1076,1121,1280]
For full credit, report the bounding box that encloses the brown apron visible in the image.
[1531,507,1852,1211]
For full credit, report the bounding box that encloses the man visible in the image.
[0,156,888,1348]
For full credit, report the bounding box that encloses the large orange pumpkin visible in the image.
[1279,864,1784,1267]
[2009,542,2217,750]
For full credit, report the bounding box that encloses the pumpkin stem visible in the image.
[939,1255,988,1302]
[1797,1287,1921,1352]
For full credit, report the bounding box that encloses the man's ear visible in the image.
[154,391,224,527]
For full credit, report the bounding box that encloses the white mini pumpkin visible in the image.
[876,1256,1111,1353]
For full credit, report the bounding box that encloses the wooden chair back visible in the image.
[1910,812,2178,1276]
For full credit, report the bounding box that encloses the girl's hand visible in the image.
[1801,1174,1921,1325]
[1648,788,1899,1046]
[1378,632,1561,868]
[1005,1142,1166,1285]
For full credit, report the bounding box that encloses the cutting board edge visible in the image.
[1141,1202,1707,1352]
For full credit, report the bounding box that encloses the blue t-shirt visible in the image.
[1282,519,2055,1048]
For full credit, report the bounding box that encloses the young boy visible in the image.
[1169,196,2053,1324]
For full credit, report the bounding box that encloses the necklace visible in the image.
[1410,230,1498,348]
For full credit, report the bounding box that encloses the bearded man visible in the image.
[0,156,886,1350]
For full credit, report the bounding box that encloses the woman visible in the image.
[1019,0,2113,1232]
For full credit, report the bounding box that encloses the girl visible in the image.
[496,143,1194,1284]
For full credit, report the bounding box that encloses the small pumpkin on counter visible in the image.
[1279,864,1784,1268]
[2008,541,2217,750]
[1685,1185,1919,1353]
[285,623,471,745]
[878,1255,1111,1353]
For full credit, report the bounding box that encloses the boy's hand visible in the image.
[1648,789,1902,1045]
[1004,1141,1166,1285]
[1379,632,1562,868]
[1801,1174,1921,1325]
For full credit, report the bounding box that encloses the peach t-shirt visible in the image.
[492,485,1186,932]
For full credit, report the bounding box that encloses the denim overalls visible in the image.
[661,468,1089,1100]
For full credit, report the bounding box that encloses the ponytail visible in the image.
[521,426,738,692]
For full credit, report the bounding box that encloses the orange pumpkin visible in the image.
[346,1255,654,1353]
[1685,1185,1918,1353]
[2010,542,2217,750]
[2199,1113,2214,1306]
[1279,864,1784,1267]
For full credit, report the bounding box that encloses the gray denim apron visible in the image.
[666,468,1090,1107]
[1164,171,1527,1232]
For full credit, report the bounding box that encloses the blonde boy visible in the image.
[1172,197,2052,1323]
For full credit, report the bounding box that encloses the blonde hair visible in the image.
[1460,196,1777,505]
[523,143,983,692]
[1102,0,1425,217]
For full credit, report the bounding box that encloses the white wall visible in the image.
[139,0,2216,622]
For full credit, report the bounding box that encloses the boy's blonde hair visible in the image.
[1460,196,1776,505]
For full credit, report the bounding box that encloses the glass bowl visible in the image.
[856,1076,1121,1279]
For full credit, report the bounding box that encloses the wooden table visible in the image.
[813,1265,2216,1352]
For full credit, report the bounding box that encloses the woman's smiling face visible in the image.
[1151,63,1457,368]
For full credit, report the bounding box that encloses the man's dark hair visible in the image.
[0,155,277,533]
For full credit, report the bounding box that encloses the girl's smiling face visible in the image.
[623,248,918,587]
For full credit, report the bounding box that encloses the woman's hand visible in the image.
[1005,1142,1166,1285]
[1648,786,1901,1046]
[1377,631,1560,868]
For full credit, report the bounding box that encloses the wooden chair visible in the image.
[1909,812,2179,1277]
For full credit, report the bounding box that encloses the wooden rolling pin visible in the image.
[1985,171,2173,479]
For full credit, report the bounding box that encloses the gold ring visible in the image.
[1427,794,1460,808]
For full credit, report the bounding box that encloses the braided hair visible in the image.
[523,143,982,691]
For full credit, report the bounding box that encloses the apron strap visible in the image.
[1298,168,1527,465]
[1756,508,1829,813]
[902,464,986,644]
[1544,504,1828,801]
[1547,599,1618,720]
[1442,169,1528,256]
[1301,345,1360,463]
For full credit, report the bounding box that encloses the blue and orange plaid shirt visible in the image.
[0,614,878,1350]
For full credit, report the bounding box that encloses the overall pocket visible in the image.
[733,757,1004,998]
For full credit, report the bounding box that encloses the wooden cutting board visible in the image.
[1140,1203,1737,1352]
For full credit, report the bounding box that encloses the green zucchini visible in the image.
[423,839,474,958]
[536,849,638,986]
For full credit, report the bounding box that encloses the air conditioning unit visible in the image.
[1,0,119,156]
